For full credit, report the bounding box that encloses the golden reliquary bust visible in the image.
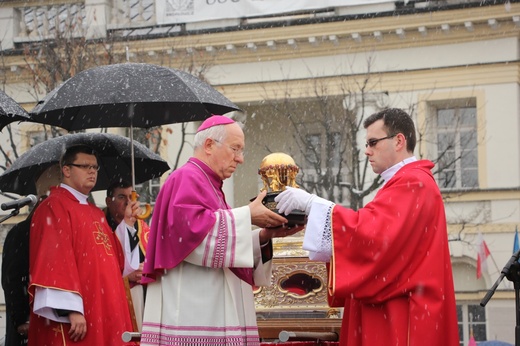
[258,152,300,193]
[256,153,306,226]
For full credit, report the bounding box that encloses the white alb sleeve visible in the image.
[33,287,84,323]
[114,221,140,277]
[251,228,272,286]
[302,197,335,262]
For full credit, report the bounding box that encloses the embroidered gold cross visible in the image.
[93,221,113,255]
[52,323,63,336]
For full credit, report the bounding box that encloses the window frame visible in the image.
[457,302,487,345]
[431,101,479,191]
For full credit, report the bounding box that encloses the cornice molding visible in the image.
[0,0,81,8]
[3,3,519,73]
[217,62,520,103]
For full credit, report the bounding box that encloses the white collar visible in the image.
[60,183,90,205]
[380,156,417,183]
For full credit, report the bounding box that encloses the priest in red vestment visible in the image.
[28,145,141,346]
[275,108,460,345]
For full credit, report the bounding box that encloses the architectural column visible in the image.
[85,0,111,39]
[0,7,19,50]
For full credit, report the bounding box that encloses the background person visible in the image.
[140,115,303,345]
[28,145,141,345]
[275,108,459,345]
[105,179,150,332]
[1,164,60,346]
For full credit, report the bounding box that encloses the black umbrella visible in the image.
[29,62,240,190]
[0,90,31,131]
[29,62,241,130]
[0,132,170,196]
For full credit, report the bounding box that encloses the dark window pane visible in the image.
[472,324,486,341]
[468,305,486,322]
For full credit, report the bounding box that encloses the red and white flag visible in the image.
[477,232,491,279]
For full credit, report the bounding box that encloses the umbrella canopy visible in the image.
[0,90,31,131]
[29,62,241,130]
[0,132,170,195]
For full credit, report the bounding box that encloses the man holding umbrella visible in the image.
[28,145,141,345]
[105,179,150,332]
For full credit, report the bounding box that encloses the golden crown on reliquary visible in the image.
[258,152,299,193]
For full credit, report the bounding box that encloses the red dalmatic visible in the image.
[29,187,135,345]
[328,160,459,346]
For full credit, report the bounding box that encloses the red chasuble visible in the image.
[28,187,136,346]
[328,160,459,345]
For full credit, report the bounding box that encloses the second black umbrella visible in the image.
[0,132,170,196]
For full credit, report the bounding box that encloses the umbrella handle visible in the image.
[131,191,152,220]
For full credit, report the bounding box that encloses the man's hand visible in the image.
[124,199,141,227]
[16,322,29,335]
[275,186,316,215]
[68,311,87,342]
[249,190,287,228]
[126,263,143,283]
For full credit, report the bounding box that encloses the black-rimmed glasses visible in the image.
[365,134,397,148]
[67,163,100,171]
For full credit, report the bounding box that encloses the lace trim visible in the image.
[318,203,334,254]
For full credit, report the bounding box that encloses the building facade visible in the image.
[1,0,519,344]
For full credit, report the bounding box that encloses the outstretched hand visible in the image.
[249,190,287,228]
[275,186,316,215]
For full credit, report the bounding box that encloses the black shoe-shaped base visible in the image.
[258,192,307,228]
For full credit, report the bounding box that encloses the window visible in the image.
[279,272,323,297]
[301,131,347,202]
[329,132,342,169]
[134,178,161,205]
[29,131,47,147]
[305,134,321,167]
[457,303,486,345]
[435,106,478,189]
[305,132,342,169]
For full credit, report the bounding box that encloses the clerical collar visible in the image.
[380,156,417,183]
[60,183,89,205]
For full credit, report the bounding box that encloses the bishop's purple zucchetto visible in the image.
[197,115,235,132]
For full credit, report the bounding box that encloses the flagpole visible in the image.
[482,231,515,288]
[488,250,503,277]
